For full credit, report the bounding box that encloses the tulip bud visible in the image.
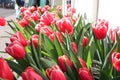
[71,42,78,53]
[82,36,88,47]
[78,57,87,67]
[22,67,43,80]
[78,68,93,80]
[10,31,28,47]
[58,55,73,72]
[5,41,26,59]
[93,19,108,40]
[31,11,40,21]
[46,65,66,80]
[31,34,39,48]
[0,58,14,80]
[112,52,120,72]
[0,16,6,26]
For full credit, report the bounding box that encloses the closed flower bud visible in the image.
[31,34,39,48]
[93,19,108,40]
[10,31,27,47]
[5,41,26,59]
[78,68,93,80]
[71,42,78,53]
[78,57,87,67]
[0,58,14,80]
[112,52,120,72]
[0,16,6,26]
[82,36,88,47]
[46,65,66,80]
[31,11,40,21]
[22,67,43,80]
[58,55,73,72]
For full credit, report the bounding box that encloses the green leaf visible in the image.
[116,33,120,52]
[54,35,63,56]
[6,60,24,75]
[7,21,17,32]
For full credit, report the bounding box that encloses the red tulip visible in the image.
[40,11,54,26]
[46,65,66,80]
[71,42,78,53]
[31,11,40,21]
[5,41,26,59]
[112,52,120,72]
[82,36,89,47]
[78,57,87,68]
[18,19,29,28]
[31,34,39,48]
[58,55,73,72]
[93,19,108,40]
[0,16,6,26]
[35,22,46,32]
[20,7,27,13]
[110,26,120,42]
[56,17,73,35]
[0,58,14,80]
[49,31,63,43]
[22,67,43,80]
[10,31,27,47]
[37,6,42,12]
[40,27,53,36]
[78,68,93,80]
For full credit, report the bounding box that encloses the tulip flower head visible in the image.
[0,16,6,26]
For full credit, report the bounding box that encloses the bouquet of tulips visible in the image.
[0,4,120,80]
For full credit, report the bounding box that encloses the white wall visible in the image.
[98,0,120,27]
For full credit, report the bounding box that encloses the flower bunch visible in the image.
[0,5,120,80]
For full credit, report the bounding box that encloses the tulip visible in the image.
[0,16,6,26]
[112,52,120,72]
[78,68,93,80]
[20,7,27,13]
[46,65,66,80]
[56,17,73,35]
[10,31,27,47]
[5,41,26,59]
[49,31,63,43]
[18,19,29,28]
[93,19,108,40]
[37,6,42,12]
[31,11,40,21]
[0,58,14,80]
[82,36,89,47]
[58,55,73,72]
[31,34,39,48]
[78,57,87,67]
[109,26,120,42]
[40,27,53,36]
[71,42,78,53]
[40,11,54,26]
[22,67,43,80]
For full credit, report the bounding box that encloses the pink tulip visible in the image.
[46,65,66,80]
[31,11,40,21]
[71,42,78,53]
[0,16,6,26]
[0,58,14,80]
[58,55,73,72]
[22,67,43,80]
[37,6,42,12]
[56,17,73,35]
[5,41,26,59]
[93,19,108,40]
[31,34,39,48]
[82,36,89,47]
[40,11,54,26]
[10,31,27,47]
[35,22,46,32]
[78,68,93,80]
[110,26,120,42]
[112,52,120,72]
[20,7,27,13]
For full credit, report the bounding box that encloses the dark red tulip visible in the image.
[22,67,43,80]
[10,31,27,47]
[5,41,26,59]
[112,52,120,72]
[46,65,66,80]
[58,55,73,72]
[56,17,73,35]
[0,16,6,26]
[78,68,93,80]
[82,36,89,47]
[93,19,108,40]
[0,58,14,80]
